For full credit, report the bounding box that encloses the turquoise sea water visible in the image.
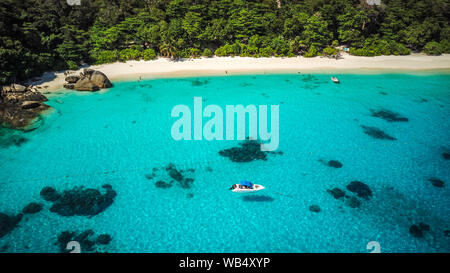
[0,73,449,253]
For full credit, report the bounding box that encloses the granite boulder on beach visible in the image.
[64,69,112,91]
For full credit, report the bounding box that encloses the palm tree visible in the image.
[159,42,177,58]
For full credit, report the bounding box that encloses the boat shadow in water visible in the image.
[242,195,274,202]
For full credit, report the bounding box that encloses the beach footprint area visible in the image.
[0,73,449,253]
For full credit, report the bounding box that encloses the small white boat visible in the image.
[331,77,340,84]
[230,181,265,193]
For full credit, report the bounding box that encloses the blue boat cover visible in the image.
[240,181,253,188]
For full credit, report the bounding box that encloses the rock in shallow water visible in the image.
[0,84,49,129]
[346,181,372,200]
[74,77,100,91]
[66,69,112,92]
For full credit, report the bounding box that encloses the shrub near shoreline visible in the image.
[91,48,157,64]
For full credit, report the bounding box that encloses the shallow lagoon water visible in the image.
[0,73,449,253]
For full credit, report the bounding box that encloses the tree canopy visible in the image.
[1,0,449,84]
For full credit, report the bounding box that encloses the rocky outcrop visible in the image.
[90,71,112,88]
[0,84,49,129]
[64,69,112,92]
[65,75,80,83]
[63,83,75,89]
[74,77,100,91]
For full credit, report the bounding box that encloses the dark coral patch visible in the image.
[428,178,445,188]
[191,79,210,86]
[150,164,195,189]
[361,125,396,140]
[0,128,29,148]
[180,178,194,189]
[40,186,60,202]
[145,173,155,180]
[418,98,428,103]
[409,225,423,238]
[242,195,274,202]
[0,244,9,252]
[165,164,195,189]
[345,196,361,208]
[301,74,318,82]
[0,213,23,238]
[57,230,95,252]
[22,202,43,214]
[309,205,321,213]
[219,139,268,162]
[45,185,116,217]
[57,230,111,253]
[168,168,183,182]
[139,84,152,89]
[409,223,430,238]
[96,234,112,245]
[327,188,346,199]
[370,109,408,122]
[328,160,343,168]
[155,180,173,189]
[346,181,372,200]
[442,152,450,160]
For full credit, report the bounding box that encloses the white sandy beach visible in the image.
[31,53,450,92]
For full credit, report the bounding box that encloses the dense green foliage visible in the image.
[1,0,449,84]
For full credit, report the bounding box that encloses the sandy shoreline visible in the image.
[28,53,450,92]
